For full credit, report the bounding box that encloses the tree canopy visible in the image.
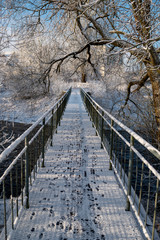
[1,0,160,146]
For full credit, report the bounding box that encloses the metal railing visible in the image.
[0,88,71,240]
[81,88,160,240]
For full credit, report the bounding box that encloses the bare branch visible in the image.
[124,73,149,107]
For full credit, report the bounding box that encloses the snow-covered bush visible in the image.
[3,51,50,99]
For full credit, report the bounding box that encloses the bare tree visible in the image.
[1,0,160,146]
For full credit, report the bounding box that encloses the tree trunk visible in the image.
[81,72,86,83]
[81,64,86,83]
[147,67,160,149]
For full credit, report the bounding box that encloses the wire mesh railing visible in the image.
[0,88,72,240]
[81,88,160,240]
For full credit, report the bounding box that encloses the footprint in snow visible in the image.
[39,233,43,239]
[27,234,31,239]
[30,212,35,219]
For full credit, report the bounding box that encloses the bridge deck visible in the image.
[10,89,144,240]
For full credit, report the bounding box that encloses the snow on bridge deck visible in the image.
[10,89,144,240]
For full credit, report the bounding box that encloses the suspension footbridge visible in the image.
[0,88,160,240]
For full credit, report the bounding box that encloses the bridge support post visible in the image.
[87,99,90,117]
[3,180,7,240]
[89,102,91,120]
[59,100,63,126]
[84,94,86,108]
[126,135,134,211]
[25,137,29,209]
[41,118,45,168]
[10,170,14,229]
[101,111,104,148]
[92,104,94,127]
[109,120,114,170]
[56,104,58,133]
[152,178,159,240]
[95,106,98,136]
[50,109,54,146]
[59,101,62,126]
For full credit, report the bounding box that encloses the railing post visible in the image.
[120,144,123,178]
[50,109,54,146]
[25,136,29,209]
[16,164,18,217]
[61,99,63,121]
[126,135,134,211]
[56,104,58,133]
[152,178,159,240]
[60,99,63,123]
[89,101,91,121]
[10,170,14,229]
[41,118,45,168]
[96,106,98,136]
[85,94,87,110]
[101,111,104,148]
[3,180,7,240]
[59,101,61,126]
[88,98,90,117]
[84,93,86,107]
[33,141,36,180]
[29,148,32,186]
[109,120,114,170]
[92,103,94,127]
[21,156,24,206]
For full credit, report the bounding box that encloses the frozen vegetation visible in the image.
[0,78,105,124]
[0,77,155,142]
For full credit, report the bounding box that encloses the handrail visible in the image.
[0,88,71,164]
[81,88,160,240]
[81,88,160,160]
[0,87,72,240]
[81,88,160,180]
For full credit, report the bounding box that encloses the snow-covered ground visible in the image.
[0,80,108,124]
[0,85,59,124]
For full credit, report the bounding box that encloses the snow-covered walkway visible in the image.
[10,89,144,240]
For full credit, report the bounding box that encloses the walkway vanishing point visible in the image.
[7,89,144,240]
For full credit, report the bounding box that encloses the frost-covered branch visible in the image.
[124,73,149,107]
